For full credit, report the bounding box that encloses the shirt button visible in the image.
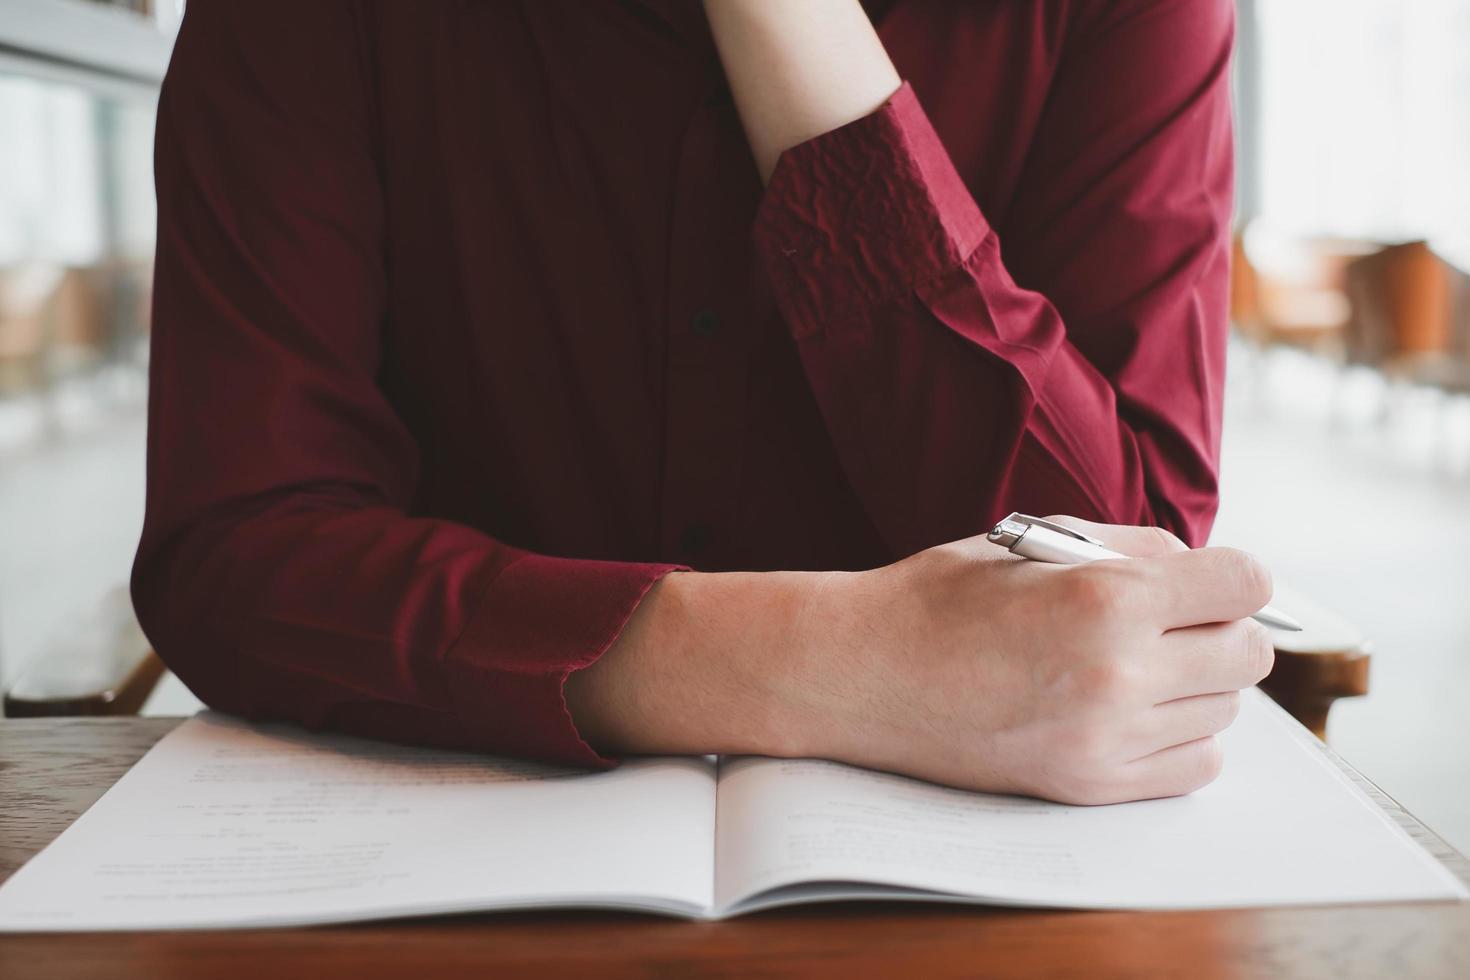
[690,309,721,338]
[678,523,711,557]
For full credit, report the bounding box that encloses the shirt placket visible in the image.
[658,94,760,568]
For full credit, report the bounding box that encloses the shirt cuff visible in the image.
[753,81,990,338]
[443,553,684,768]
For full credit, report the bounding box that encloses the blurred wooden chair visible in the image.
[1231,230,1362,358]
[2,588,165,718]
[0,262,63,395]
[1257,582,1370,740]
[1403,258,1470,398]
[1342,240,1454,378]
[1341,242,1470,448]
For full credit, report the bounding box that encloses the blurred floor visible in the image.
[1213,345,1470,856]
[1,346,1468,852]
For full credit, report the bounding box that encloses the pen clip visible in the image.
[987,513,1106,549]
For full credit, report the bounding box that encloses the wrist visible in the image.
[782,565,900,765]
[758,567,863,760]
[565,567,836,759]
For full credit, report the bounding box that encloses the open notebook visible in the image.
[0,689,1463,930]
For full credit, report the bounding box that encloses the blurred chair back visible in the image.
[1410,258,1470,396]
[1343,241,1453,369]
[2,587,164,718]
[1449,261,1470,358]
[1233,228,1359,355]
[1231,231,1263,336]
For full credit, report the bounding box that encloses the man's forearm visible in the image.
[564,569,832,759]
[702,0,901,182]
[561,520,1275,806]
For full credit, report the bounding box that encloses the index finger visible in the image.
[1134,546,1275,631]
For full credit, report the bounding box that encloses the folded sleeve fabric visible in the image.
[753,0,1234,551]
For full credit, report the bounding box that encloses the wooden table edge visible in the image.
[2,715,1468,980]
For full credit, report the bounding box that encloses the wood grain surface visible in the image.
[2,717,1468,980]
[0,717,178,876]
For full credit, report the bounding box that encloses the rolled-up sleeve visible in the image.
[753,0,1235,551]
[132,0,677,766]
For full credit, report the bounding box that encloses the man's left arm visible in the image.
[707,0,1235,552]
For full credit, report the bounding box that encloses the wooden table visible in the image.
[3,719,1469,979]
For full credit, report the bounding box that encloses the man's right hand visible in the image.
[789,518,1276,804]
[566,518,1276,806]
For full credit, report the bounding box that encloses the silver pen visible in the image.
[986,513,1303,632]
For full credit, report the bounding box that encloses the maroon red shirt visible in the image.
[134,0,1235,765]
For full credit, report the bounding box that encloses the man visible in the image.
[134,0,1270,805]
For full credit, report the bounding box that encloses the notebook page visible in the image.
[0,713,716,930]
[713,689,1467,913]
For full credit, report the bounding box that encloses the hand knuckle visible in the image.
[1205,691,1242,733]
[1241,620,1276,682]
[1066,567,1132,623]
[1190,737,1226,788]
[1076,657,1134,702]
[1221,548,1273,608]
[1218,690,1243,728]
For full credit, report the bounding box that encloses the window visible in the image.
[0,73,156,400]
[1252,0,1470,268]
